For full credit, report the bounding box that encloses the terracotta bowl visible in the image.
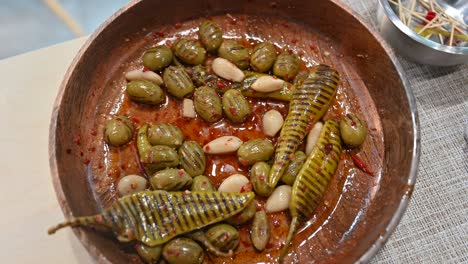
[49,0,420,263]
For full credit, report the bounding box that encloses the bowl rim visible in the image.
[378,0,468,55]
[49,0,421,263]
[338,1,420,262]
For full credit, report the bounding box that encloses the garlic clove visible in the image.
[305,122,323,155]
[125,69,163,85]
[262,110,284,137]
[218,174,250,193]
[251,76,284,92]
[182,98,196,118]
[203,136,243,154]
[117,174,148,196]
[212,57,245,82]
[265,185,292,213]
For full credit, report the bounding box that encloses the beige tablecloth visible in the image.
[340,0,468,263]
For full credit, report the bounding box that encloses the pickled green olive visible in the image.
[222,89,251,123]
[163,66,195,98]
[150,168,192,191]
[104,116,134,147]
[191,175,215,192]
[137,124,180,174]
[179,141,206,177]
[187,65,230,92]
[198,20,223,52]
[237,139,274,166]
[226,200,256,225]
[273,51,300,81]
[142,45,173,71]
[250,211,270,251]
[194,86,223,122]
[281,151,307,186]
[218,40,250,69]
[250,42,277,73]
[135,243,162,264]
[162,238,204,264]
[250,162,273,197]
[147,123,184,148]
[126,80,165,105]
[145,145,180,172]
[340,114,368,148]
[173,38,206,65]
[205,224,240,253]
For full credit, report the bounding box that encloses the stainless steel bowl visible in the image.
[377,0,468,66]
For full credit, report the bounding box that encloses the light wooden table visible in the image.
[0,37,93,263]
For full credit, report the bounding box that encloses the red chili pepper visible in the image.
[423,11,436,25]
[350,154,374,176]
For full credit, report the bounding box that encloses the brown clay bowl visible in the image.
[49,0,420,263]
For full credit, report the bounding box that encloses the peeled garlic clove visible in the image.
[212,57,245,82]
[305,122,323,155]
[251,76,285,92]
[182,98,196,118]
[125,69,144,81]
[142,71,163,85]
[117,174,148,196]
[203,136,243,154]
[218,174,250,193]
[262,110,284,137]
[125,69,163,85]
[265,185,291,213]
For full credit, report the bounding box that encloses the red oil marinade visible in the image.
[88,14,384,263]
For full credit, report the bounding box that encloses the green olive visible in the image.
[194,86,223,122]
[188,65,230,92]
[145,145,180,172]
[104,116,134,147]
[250,210,270,251]
[250,42,277,73]
[226,200,256,225]
[137,124,179,174]
[147,123,184,148]
[340,114,368,148]
[191,175,215,192]
[273,51,300,81]
[142,45,173,71]
[250,162,273,197]
[150,168,192,191]
[179,141,206,177]
[218,39,250,69]
[237,139,274,166]
[205,224,240,253]
[162,238,204,264]
[198,20,223,52]
[222,89,251,123]
[173,38,206,65]
[281,151,306,186]
[126,80,165,105]
[135,243,162,264]
[163,66,195,99]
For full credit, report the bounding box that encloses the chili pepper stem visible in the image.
[47,216,98,235]
[279,216,300,262]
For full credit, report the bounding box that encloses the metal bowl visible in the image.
[49,0,420,263]
[377,0,468,66]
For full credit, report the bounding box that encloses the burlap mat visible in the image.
[338,0,468,263]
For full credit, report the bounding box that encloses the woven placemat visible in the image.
[339,0,468,263]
